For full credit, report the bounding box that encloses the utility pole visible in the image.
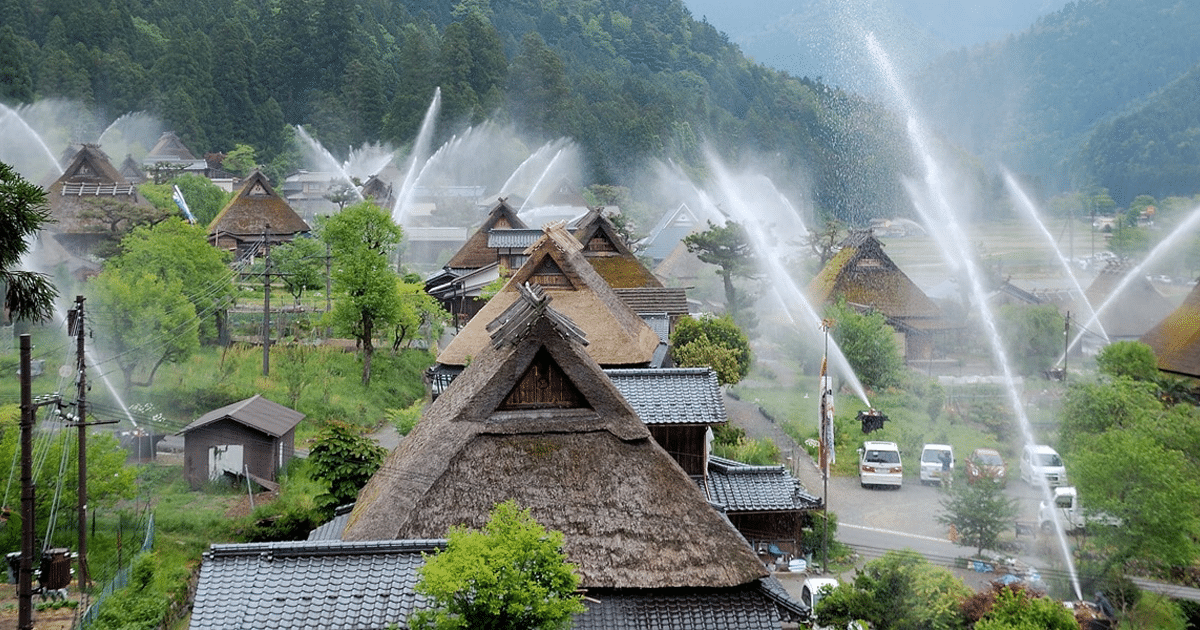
[1063,311,1070,383]
[18,335,34,630]
[325,243,333,339]
[72,295,90,589]
[262,224,271,376]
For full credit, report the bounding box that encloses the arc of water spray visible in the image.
[518,149,565,214]
[295,126,364,203]
[864,31,1083,600]
[393,87,442,225]
[1002,169,1110,348]
[0,104,65,178]
[696,156,871,407]
[1062,203,1200,361]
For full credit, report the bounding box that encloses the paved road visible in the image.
[725,393,1200,603]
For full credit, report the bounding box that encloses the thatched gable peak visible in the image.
[343,298,765,589]
[808,230,940,319]
[55,144,125,185]
[437,220,661,367]
[443,198,529,269]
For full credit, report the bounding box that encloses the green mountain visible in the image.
[0,0,914,222]
[912,0,1200,204]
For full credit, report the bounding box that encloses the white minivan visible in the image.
[919,444,954,485]
[859,441,903,489]
[1020,444,1067,487]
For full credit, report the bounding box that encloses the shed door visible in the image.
[208,444,244,481]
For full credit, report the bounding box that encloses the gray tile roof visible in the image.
[307,504,354,541]
[605,367,726,425]
[191,540,804,630]
[706,456,823,512]
[178,394,304,438]
[189,539,443,630]
[614,287,690,316]
[640,312,670,342]
[486,228,543,249]
[574,585,786,630]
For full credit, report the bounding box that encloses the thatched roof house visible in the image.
[43,144,155,256]
[1140,280,1200,380]
[435,223,662,368]
[207,170,310,258]
[344,283,770,590]
[573,208,663,289]
[1085,261,1175,341]
[808,230,952,359]
[444,198,527,269]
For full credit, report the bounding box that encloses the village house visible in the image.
[1140,280,1200,381]
[187,284,808,629]
[808,230,956,360]
[207,170,311,259]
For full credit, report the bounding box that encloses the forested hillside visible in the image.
[0,0,914,221]
[913,0,1200,203]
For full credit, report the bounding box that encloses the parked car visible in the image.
[919,444,954,485]
[859,441,903,489]
[1020,444,1067,487]
[965,447,1007,486]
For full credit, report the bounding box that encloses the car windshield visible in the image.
[866,450,899,464]
[922,450,946,463]
[977,452,1002,465]
[1036,453,1062,466]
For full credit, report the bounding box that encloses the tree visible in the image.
[814,550,970,630]
[1096,340,1158,382]
[319,201,403,385]
[222,144,258,176]
[826,301,903,390]
[684,220,759,319]
[997,303,1064,376]
[936,479,1018,556]
[391,279,449,352]
[77,197,171,258]
[965,584,1078,630]
[0,161,57,322]
[307,421,387,516]
[669,314,752,385]
[104,218,232,343]
[412,500,585,630]
[90,269,199,390]
[271,236,326,304]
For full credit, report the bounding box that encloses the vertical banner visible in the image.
[819,356,835,477]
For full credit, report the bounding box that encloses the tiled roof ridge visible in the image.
[708,455,786,473]
[604,367,712,376]
[205,538,446,559]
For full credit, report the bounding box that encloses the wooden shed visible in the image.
[178,395,305,489]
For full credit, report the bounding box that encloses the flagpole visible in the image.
[820,319,833,574]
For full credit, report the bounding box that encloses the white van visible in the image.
[919,444,954,485]
[1020,444,1067,487]
[859,441,903,488]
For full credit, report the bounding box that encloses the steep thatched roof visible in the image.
[573,208,663,288]
[45,144,148,236]
[207,170,310,242]
[344,287,766,589]
[436,223,661,367]
[808,231,941,320]
[444,198,527,269]
[145,131,197,161]
[1140,281,1200,379]
[1085,262,1175,339]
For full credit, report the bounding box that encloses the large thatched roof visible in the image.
[444,198,527,269]
[207,170,309,245]
[1140,280,1200,379]
[44,144,150,237]
[344,286,766,589]
[436,223,661,367]
[1085,262,1175,339]
[808,231,941,320]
